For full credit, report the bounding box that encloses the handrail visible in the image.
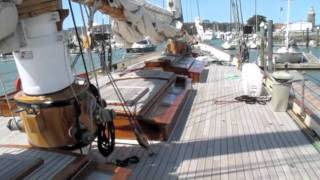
[0,71,16,76]
[292,86,320,113]
[305,73,320,86]
[292,74,320,116]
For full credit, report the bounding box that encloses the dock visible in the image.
[303,52,319,63]
[274,63,320,70]
[266,52,320,70]
[1,61,320,179]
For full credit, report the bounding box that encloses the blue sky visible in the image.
[62,0,320,29]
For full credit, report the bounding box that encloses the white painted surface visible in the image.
[196,43,238,65]
[0,2,18,41]
[13,12,74,95]
[241,63,264,97]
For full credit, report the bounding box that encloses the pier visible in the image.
[274,63,320,70]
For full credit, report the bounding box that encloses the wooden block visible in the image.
[17,0,60,18]
[18,0,56,8]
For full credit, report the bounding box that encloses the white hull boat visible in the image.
[222,41,237,50]
[126,39,156,53]
[274,46,302,63]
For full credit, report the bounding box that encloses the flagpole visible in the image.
[286,0,290,48]
[255,0,257,33]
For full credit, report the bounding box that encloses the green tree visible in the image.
[247,15,267,31]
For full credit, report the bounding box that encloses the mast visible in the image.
[255,0,258,33]
[286,0,291,48]
[196,0,201,19]
[168,0,183,21]
[230,0,232,31]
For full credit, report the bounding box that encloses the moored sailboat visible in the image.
[273,0,302,63]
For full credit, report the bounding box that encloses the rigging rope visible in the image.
[79,3,100,89]
[235,95,271,105]
[196,0,201,18]
[183,0,188,22]
[190,0,193,22]
[104,70,154,155]
[0,75,19,129]
[89,24,153,156]
[68,0,115,157]
[68,0,90,82]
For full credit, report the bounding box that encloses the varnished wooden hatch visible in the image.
[99,70,192,140]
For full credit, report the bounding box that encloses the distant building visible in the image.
[307,7,316,30]
[283,21,313,32]
[203,19,210,24]
[273,23,285,32]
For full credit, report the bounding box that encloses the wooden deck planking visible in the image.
[249,102,287,179]
[257,104,297,180]
[115,64,320,180]
[261,103,311,179]
[266,104,319,179]
[229,82,246,180]
[1,63,320,179]
[273,110,320,178]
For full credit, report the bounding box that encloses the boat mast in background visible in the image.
[167,0,183,21]
[286,0,291,48]
[255,0,258,33]
[196,0,201,20]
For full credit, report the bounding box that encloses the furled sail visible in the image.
[74,0,183,47]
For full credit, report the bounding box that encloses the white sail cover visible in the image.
[195,17,205,38]
[109,0,182,47]
[104,0,182,47]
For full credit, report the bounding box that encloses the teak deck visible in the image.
[104,64,320,179]
[1,63,320,179]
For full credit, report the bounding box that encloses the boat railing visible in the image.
[291,72,320,118]
[0,71,17,95]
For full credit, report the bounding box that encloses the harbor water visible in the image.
[0,44,165,96]
[0,48,139,95]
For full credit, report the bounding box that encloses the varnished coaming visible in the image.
[14,82,89,105]
[60,158,131,180]
[145,56,205,82]
[0,97,17,117]
[113,115,164,140]
[108,76,192,141]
